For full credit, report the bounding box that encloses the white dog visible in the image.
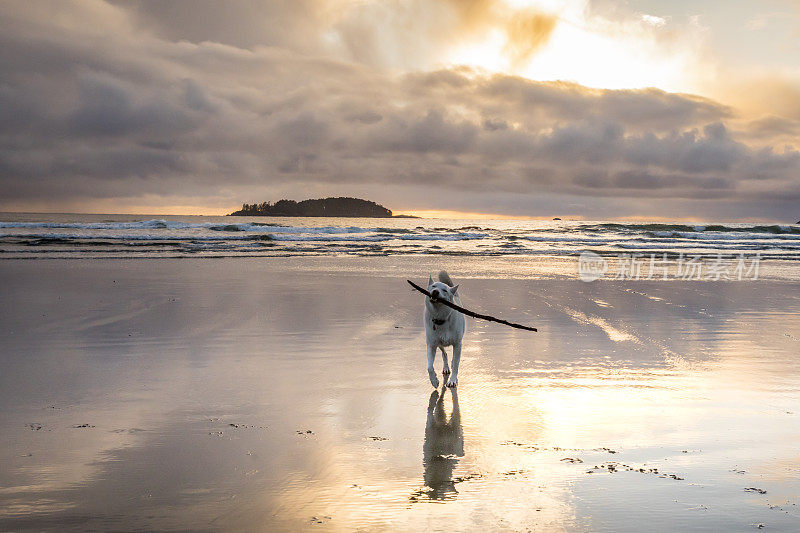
[424,271,466,388]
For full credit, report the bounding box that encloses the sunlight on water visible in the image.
[1,261,799,530]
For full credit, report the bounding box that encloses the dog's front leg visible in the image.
[447,342,461,387]
[427,344,439,388]
[440,347,450,375]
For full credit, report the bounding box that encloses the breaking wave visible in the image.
[0,216,798,260]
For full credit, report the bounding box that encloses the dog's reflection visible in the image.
[422,385,464,500]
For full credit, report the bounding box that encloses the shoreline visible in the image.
[1,254,798,284]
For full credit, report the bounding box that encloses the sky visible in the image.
[0,0,798,220]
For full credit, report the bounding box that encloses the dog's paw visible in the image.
[428,370,440,388]
[442,366,451,375]
[446,376,458,387]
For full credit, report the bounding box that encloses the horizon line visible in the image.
[0,209,795,224]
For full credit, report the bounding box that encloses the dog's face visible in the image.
[427,276,459,304]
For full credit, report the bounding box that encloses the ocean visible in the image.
[2,213,799,280]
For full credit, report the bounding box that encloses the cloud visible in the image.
[641,14,668,28]
[0,0,798,220]
[503,11,558,68]
[115,0,331,53]
[744,115,800,146]
[745,11,787,31]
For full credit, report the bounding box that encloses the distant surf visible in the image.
[1,214,798,263]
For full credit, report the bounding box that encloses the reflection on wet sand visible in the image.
[2,262,800,531]
[420,386,464,501]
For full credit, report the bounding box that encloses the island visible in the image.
[229,197,401,218]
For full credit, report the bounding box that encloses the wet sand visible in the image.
[1,258,799,531]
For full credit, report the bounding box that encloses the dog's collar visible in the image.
[432,318,446,326]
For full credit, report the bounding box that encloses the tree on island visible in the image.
[230,197,393,217]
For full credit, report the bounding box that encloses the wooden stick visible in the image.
[407,279,538,332]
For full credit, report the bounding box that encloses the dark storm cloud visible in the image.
[0,0,798,220]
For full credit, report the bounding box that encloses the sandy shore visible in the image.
[1,258,799,531]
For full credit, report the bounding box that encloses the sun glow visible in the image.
[519,19,691,91]
[444,0,702,93]
[394,209,544,220]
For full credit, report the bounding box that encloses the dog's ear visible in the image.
[428,275,434,286]
[450,284,459,295]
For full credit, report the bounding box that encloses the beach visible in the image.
[5,1,800,530]
[1,257,799,531]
